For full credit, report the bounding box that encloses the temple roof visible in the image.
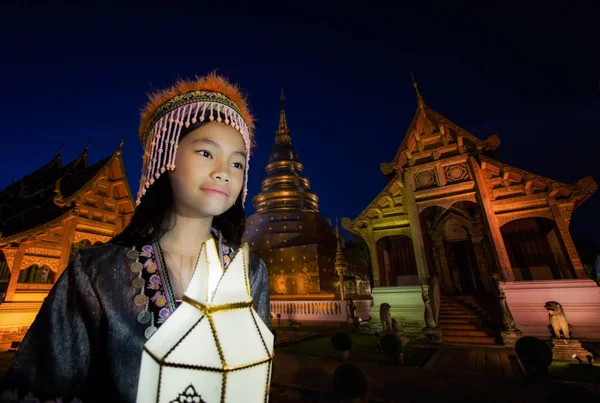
[480,155,597,209]
[0,144,116,240]
[390,79,500,170]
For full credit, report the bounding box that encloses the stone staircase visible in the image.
[438,295,498,345]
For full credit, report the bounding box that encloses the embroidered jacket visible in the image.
[0,241,271,402]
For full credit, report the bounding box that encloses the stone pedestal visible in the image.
[422,327,442,344]
[551,338,594,363]
[501,329,523,348]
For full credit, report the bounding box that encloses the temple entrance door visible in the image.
[445,240,482,294]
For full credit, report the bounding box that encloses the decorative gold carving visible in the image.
[0,249,17,269]
[20,255,60,272]
[415,170,436,189]
[380,162,397,175]
[417,192,477,213]
[575,176,598,195]
[558,204,574,225]
[496,208,554,227]
[24,249,61,258]
[483,134,501,151]
[53,178,69,207]
[444,163,470,183]
[73,231,111,245]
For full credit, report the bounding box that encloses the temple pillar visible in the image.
[381,246,391,286]
[403,173,429,283]
[472,240,493,292]
[364,226,381,287]
[4,245,26,302]
[433,238,452,293]
[549,202,586,279]
[58,216,78,276]
[468,157,514,281]
[546,227,571,279]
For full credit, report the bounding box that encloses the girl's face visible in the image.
[169,121,246,219]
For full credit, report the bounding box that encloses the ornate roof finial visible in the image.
[276,88,291,145]
[334,218,347,276]
[53,178,67,207]
[85,137,92,153]
[119,136,125,150]
[410,72,425,111]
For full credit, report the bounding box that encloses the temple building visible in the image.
[243,91,339,296]
[343,80,598,341]
[0,142,135,350]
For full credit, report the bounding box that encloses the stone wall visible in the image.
[502,279,600,340]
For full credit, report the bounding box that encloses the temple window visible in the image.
[18,264,55,284]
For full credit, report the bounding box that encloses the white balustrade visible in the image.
[270,299,349,323]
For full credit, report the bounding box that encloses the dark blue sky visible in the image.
[1,2,599,244]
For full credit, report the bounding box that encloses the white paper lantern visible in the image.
[137,239,274,403]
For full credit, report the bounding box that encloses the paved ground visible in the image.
[275,330,320,347]
[424,344,523,377]
[269,351,599,402]
[2,345,599,402]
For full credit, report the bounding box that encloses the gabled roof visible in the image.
[342,175,405,233]
[391,81,500,169]
[480,155,597,209]
[0,145,118,240]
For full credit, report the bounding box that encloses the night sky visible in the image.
[1,2,599,246]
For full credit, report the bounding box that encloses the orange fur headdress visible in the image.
[137,73,254,206]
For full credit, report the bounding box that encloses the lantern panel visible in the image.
[212,308,269,368]
[250,309,275,356]
[163,316,222,369]
[136,352,161,402]
[159,367,223,403]
[225,362,271,402]
[145,304,203,360]
[211,246,251,305]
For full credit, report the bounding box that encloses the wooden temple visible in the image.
[0,142,135,349]
[342,80,597,341]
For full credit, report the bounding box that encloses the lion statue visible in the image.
[545,301,572,339]
[380,303,392,332]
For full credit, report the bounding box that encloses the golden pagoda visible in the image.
[243,90,338,296]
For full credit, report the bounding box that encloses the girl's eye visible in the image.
[197,150,212,158]
[232,162,244,170]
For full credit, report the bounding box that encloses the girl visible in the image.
[1,73,271,402]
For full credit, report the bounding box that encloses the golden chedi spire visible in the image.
[251,90,319,213]
[276,89,291,145]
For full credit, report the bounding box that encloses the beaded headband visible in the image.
[137,73,255,206]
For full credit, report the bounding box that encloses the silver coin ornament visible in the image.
[134,294,148,307]
[144,326,157,339]
[126,249,140,260]
[130,261,143,273]
[137,311,152,324]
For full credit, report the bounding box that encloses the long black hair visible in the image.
[111,118,247,247]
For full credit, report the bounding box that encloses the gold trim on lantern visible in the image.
[143,346,272,373]
[182,295,253,314]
